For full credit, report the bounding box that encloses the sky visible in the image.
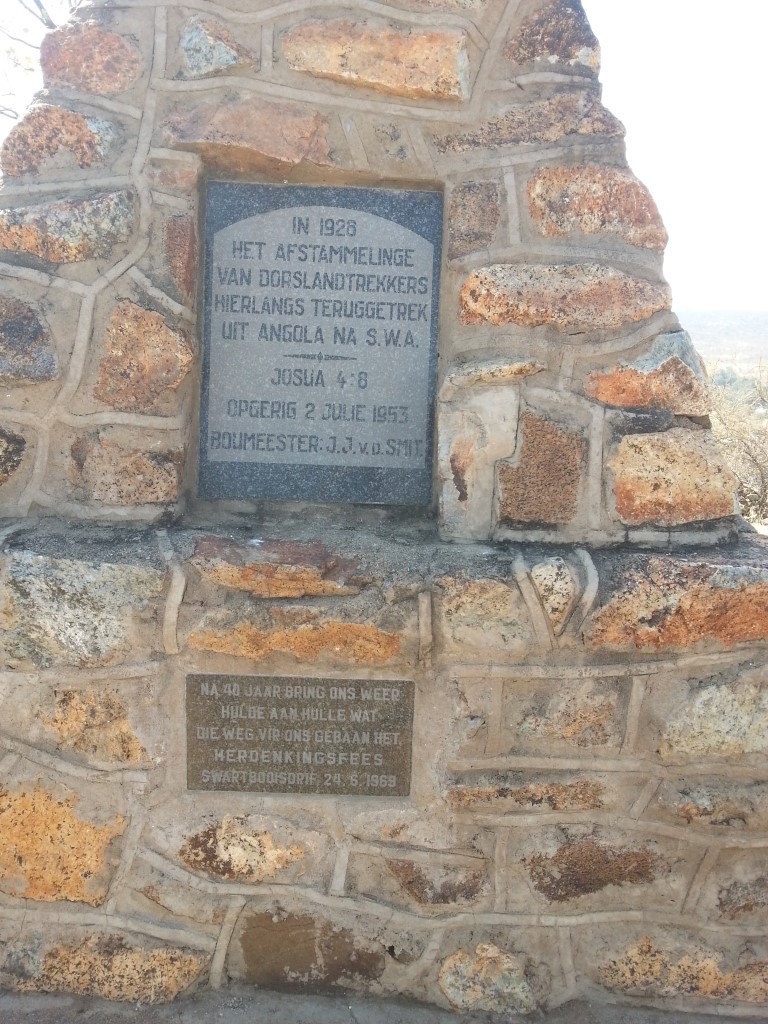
[1,0,767,313]
[585,0,767,313]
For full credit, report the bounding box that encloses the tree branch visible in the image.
[15,0,57,30]
[0,27,40,48]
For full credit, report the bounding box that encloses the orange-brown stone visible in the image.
[41,689,147,763]
[528,165,667,250]
[590,557,768,651]
[70,433,182,505]
[587,333,710,416]
[525,836,664,902]
[163,216,197,302]
[609,428,737,526]
[0,784,124,905]
[282,20,469,101]
[0,192,135,264]
[447,779,604,811]
[505,0,599,72]
[164,98,330,175]
[5,933,208,1002]
[191,536,363,598]
[435,91,622,154]
[95,301,193,412]
[497,412,585,525]
[188,620,400,665]
[600,936,768,1004]
[41,23,142,95]
[460,264,671,332]
[1,104,113,177]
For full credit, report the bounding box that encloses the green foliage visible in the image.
[710,365,768,525]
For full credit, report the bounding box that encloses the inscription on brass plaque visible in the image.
[186,674,414,796]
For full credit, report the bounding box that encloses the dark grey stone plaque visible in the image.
[186,674,414,796]
[199,183,442,504]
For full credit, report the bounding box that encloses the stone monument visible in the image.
[0,0,765,1015]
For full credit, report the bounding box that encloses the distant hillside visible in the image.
[679,310,767,376]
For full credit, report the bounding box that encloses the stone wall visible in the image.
[0,0,766,1017]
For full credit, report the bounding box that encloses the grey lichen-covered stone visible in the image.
[179,17,254,78]
[438,943,536,1013]
[530,557,579,634]
[434,92,622,155]
[660,673,768,761]
[0,191,136,264]
[0,552,165,668]
[0,426,27,485]
[0,297,58,384]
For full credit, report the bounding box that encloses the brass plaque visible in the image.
[186,674,414,796]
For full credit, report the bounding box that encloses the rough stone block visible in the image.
[282,20,469,101]
[0,297,58,384]
[496,411,586,525]
[163,215,197,302]
[348,852,489,912]
[696,849,768,924]
[176,816,328,886]
[189,536,364,598]
[645,665,768,763]
[70,433,183,505]
[179,16,255,78]
[0,931,208,1002]
[438,385,521,540]
[0,191,135,264]
[648,778,768,831]
[608,427,738,526]
[438,943,536,1014]
[505,0,599,73]
[228,909,386,991]
[445,772,611,813]
[586,331,710,415]
[163,98,331,175]
[0,550,164,668]
[186,589,417,668]
[530,557,580,634]
[433,575,533,661]
[510,825,694,911]
[502,675,627,755]
[448,181,500,258]
[94,300,193,413]
[459,263,671,332]
[590,556,768,651]
[0,782,123,905]
[41,23,143,96]
[0,104,115,177]
[527,164,667,249]
[0,426,27,486]
[584,930,768,1006]
[40,688,148,764]
[434,92,622,155]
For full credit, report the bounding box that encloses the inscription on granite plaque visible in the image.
[186,674,414,796]
[199,183,442,504]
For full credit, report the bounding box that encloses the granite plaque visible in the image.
[186,674,414,796]
[199,183,442,504]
